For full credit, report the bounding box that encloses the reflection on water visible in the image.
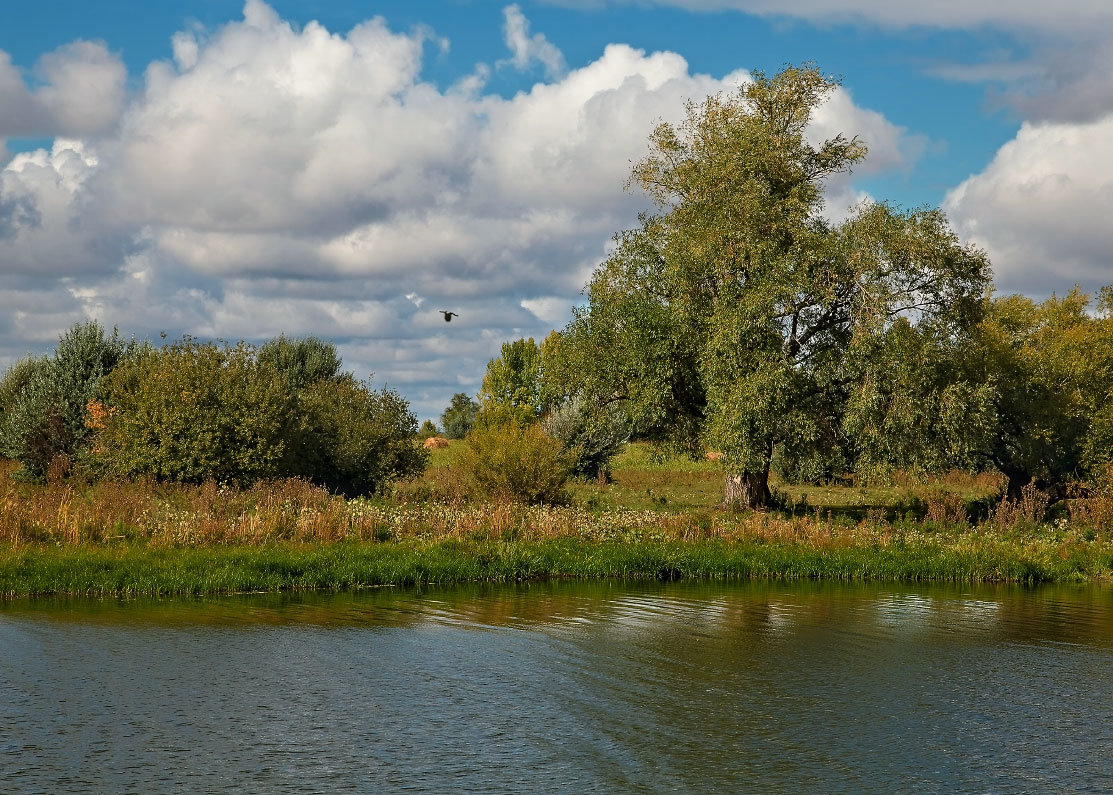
[3,581,1112,792]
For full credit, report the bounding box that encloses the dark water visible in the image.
[3,581,1113,793]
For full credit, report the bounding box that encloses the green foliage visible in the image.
[842,318,996,483]
[772,429,850,486]
[559,64,990,505]
[477,338,543,427]
[288,376,428,496]
[550,237,706,457]
[440,392,479,439]
[0,322,131,477]
[96,336,426,494]
[0,356,53,473]
[459,422,573,504]
[96,338,296,485]
[0,356,43,416]
[541,394,630,479]
[257,334,343,390]
[418,419,439,438]
[841,287,1113,496]
[963,290,1113,495]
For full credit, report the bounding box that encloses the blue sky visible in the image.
[1,1,1112,419]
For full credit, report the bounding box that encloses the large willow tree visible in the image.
[561,65,990,508]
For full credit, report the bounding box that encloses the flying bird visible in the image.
[439,311,459,322]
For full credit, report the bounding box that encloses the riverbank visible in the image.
[3,531,1112,597]
[3,452,1112,596]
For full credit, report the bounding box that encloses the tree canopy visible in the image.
[556,64,991,506]
[477,338,544,427]
[441,392,480,439]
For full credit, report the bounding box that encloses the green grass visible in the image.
[561,442,1001,515]
[1,444,1108,597]
[3,535,1111,597]
[420,441,1000,516]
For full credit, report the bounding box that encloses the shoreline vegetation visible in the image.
[4,68,1113,597]
[3,448,1112,597]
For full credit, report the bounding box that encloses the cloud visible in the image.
[0,41,126,138]
[560,1,1113,33]
[563,1,1113,129]
[991,38,1113,125]
[500,4,567,78]
[565,1,1113,295]
[0,139,133,277]
[0,1,917,418]
[944,115,1113,296]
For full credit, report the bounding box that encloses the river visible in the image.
[3,581,1112,792]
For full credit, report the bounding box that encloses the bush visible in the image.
[258,334,342,390]
[459,423,573,504]
[0,356,43,416]
[0,322,131,477]
[96,339,296,485]
[473,400,537,432]
[289,377,428,495]
[258,334,427,494]
[441,392,479,439]
[542,395,629,479]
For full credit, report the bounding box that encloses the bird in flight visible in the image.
[439,311,459,322]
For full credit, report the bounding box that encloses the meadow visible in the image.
[2,444,1112,596]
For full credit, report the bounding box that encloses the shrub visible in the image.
[288,377,428,495]
[96,338,296,485]
[473,400,536,431]
[418,419,439,438]
[0,356,43,415]
[0,356,52,468]
[459,423,573,504]
[257,334,343,390]
[0,322,130,477]
[542,395,630,479]
[1070,463,1113,533]
[441,392,479,439]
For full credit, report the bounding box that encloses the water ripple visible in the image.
[2,581,1112,792]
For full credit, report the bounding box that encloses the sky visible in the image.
[2,0,1112,421]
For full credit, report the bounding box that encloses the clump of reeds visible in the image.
[988,481,1052,532]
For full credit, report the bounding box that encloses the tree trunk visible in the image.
[1004,471,1066,504]
[1002,467,1028,501]
[723,469,771,510]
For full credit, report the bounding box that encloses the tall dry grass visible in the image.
[0,458,924,548]
[2,456,1110,561]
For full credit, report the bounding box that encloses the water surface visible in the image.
[3,581,1112,792]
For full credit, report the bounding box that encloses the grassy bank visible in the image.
[3,449,1113,596]
[3,533,1112,597]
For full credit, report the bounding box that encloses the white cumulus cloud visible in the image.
[566,1,1113,33]
[500,4,567,78]
[944,116,1113,296]
[0,1,919,418]
[0,41,125,138]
